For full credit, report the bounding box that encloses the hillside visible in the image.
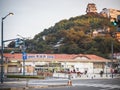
[7,13,120,58]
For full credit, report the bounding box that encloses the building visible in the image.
[86,3,120,21]
[100,8,120,21]
[0,53,113,75]
[86,3,97,14]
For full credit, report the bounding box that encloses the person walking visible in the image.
[100,71,103,77]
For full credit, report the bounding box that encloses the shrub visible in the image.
[6,75,44,79]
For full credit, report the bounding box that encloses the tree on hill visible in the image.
[7,13,120,58]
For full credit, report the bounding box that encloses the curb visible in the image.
[0,84,68,90]
[0,87,26,90]
[29,84,68,89]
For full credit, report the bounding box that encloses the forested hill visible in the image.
[8,13,120,59]
[36,13,114,36]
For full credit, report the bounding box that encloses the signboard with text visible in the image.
[27,54,54,59]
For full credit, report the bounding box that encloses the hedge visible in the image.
[6,75,44,79]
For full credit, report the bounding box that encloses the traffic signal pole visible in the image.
[17,34,27,76]
[111,41,114,78]
[117,15,120,32]
[110,15,120,78]
[22,40,26,76]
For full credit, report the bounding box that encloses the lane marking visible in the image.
[73,83,120,89]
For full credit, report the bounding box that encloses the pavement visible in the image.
[53,73,120,79]
[0,73,120,90]
[0,79,68,90]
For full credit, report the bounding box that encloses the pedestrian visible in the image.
[100,71,103,77]
[84,70,87,75]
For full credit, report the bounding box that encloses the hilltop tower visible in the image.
[86,3,97,14]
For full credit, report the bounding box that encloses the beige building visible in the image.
[100,8,120,21]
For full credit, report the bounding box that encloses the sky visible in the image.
[0,0,120,46]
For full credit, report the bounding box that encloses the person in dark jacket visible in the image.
[100,71,103,77]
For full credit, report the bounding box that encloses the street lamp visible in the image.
[1,12,14,84]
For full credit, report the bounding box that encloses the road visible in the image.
[29,86,120,90]
[1,78,120,90]
[27,78,120,90]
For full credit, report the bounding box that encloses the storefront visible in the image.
[4,60,21,74]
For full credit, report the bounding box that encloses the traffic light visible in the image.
[111,18,118,26]
[15,38,20,47]
[15,38,24,48]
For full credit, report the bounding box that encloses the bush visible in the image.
[6,75,44,79]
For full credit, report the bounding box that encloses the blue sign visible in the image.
[22,52,27,60]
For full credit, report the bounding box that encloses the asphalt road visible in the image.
[28,78,120,90]
[1,78,120,90]
[29,86,120,90]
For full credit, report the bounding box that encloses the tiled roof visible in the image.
[3,53,107,61]
[53,54,76,59]
[85,54,106,60]
[4,53,22,59]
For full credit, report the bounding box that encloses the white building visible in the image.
[2,53,113,75]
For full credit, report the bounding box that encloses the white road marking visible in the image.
[73,83,120,89]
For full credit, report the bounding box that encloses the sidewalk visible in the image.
[53,73,120,79]
[0,81,27,90]
[0,80,67,90]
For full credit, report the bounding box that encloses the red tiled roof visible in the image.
[4,53,22,59]
[85,54,106,60]
[3,53,107,61]
[53,54,75,59]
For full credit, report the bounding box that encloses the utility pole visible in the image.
[17,34,27,75]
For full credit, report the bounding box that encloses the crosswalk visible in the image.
[5,79,120,90]
[28,81,120,90]
[73,83,120,90]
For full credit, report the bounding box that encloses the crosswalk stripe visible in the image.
[73,83,120,89]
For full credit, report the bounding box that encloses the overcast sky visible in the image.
[0,0,120,45]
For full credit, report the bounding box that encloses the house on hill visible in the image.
[100,8,120,21]
[1,53,113,75]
